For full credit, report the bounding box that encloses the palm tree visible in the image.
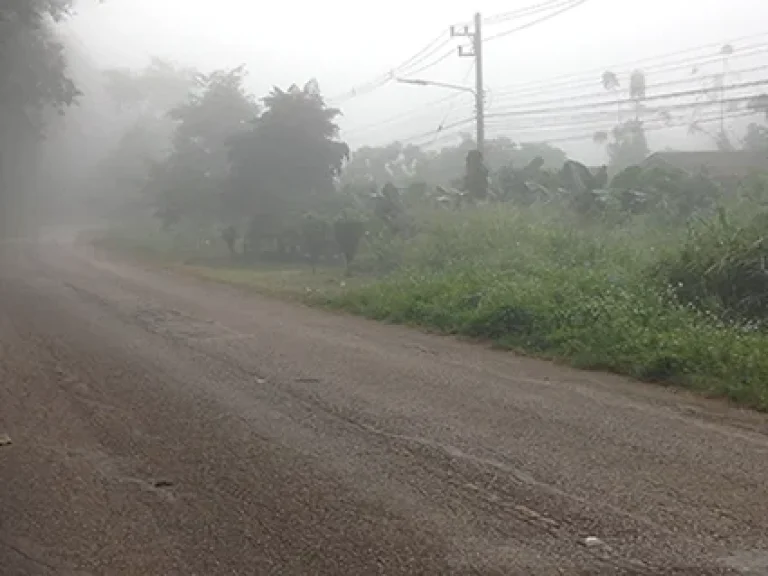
[629,70,646,120]
[601,71,621,123]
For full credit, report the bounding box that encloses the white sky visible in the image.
[66,0,768,163]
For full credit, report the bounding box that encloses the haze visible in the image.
[65,0,767,158]
[5,2,768,573]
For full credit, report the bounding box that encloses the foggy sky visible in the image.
[66,0,768,163]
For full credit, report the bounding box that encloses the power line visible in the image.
[485,98,759,134]
[336,10,768,158]
[398,49,457,78]
[484,0,577,25]
[421,61,477,147]
[369,85,763,149]
[343,93,465,136]
[414,129,477,149]
[486,62,768,114]
[488,43,768,104]
[485,31,768,99]
[341,33,768,135]
[395,31,452,74]
[485,0,590,43]
[489,110,757,146]
[344,61,768,143]
[397,117,476,145]
[330,1,588,111]
[327,29,452,103]
[486,78,768,120]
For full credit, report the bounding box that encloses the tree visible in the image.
[148,66,259,229]
[334,216,365,276]
[221,225,238,257]
[301,214,330,273]
[601,70,621,123]
[594,70,651,172]
[464,149,489,200]
[748,94,768,120]
[742,94,768,152]
[743,123,768,152]
[0,0,80,233]
[102,58,197,115]
[484,138,566,172]
[687,44,743,150]
[81,59,200,222]
[606,120,649,173]
[340,136,567,195]
[227,79,349,234]
[559,160,609,215]
[340,142,427,188]
[373,182,405,230]
[628,70,646,119]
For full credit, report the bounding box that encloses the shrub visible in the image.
[655,207,768,326]
[329,205,768,410]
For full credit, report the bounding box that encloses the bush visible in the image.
[655,207,768,326]
[328,205,768,410]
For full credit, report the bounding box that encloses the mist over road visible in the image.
[1,237,767,575]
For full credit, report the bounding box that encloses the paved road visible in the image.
[1,237,768,575]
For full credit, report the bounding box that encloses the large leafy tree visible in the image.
[594,69,651,172]
[87,59,199,217]
[341,142,426,188]
[103,58,197,115]
[227,79,349,229]
[0,0,80,232]
[742,94,768,152]
[149,66,259,228]
[340,136,566,191]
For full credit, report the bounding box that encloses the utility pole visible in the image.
[451,13,484,157]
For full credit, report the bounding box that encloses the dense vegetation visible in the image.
[5,11,768,409]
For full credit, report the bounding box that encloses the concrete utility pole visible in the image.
[451,13,485,157]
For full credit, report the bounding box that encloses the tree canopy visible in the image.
[227,80,349,227]
[0,0,80,232]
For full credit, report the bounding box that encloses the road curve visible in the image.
[1,236,768,575]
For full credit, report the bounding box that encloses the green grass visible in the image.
[91,206,768,411]
[325,207,768,411]
[182,264,370,302]
[88,224,371,302]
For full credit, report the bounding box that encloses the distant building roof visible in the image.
[641,150,768,179]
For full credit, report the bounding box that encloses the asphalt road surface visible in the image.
[2,234,768,575]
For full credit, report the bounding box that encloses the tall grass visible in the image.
[91,199,768,410]
[330,205,768,410]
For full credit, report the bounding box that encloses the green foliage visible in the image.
[743,123,768,151]
[301,215,331,272]
[655,206,768,326]
[227,79,349,226]
[333,217,365,274]
[559,160,609,215]
[609,164,722,223]
[340,136,566,191]
[464,149,489,200]
[606,120,650,172]
[220,225,238,256]
[595,69,652,172]
[86,37,768,411]
[328,205,768,410]
[0,0,80,229]
[155,66,258,226]
[103,58,197,114]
